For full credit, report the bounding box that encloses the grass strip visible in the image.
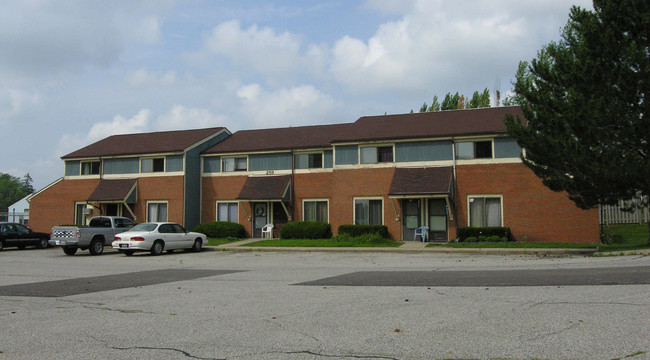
[242,238,402,248]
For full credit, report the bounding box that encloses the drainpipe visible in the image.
[290,149,295,222]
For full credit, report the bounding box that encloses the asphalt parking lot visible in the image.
[1,247,649,360]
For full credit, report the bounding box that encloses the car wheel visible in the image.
[119,250,135,256]
[89,238,104,256]
[192,239,202,252]
[150,241,164,256]
[0,241,4,251]
[37,238,49,249]
[17,244,26,250]
[62,246,78,256]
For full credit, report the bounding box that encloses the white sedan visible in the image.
[111,222,206,256]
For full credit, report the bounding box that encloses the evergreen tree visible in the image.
[504,0,649,242]
[0,173,34,212]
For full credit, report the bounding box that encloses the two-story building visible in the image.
[201,106,598,243]
[28,127,230,232]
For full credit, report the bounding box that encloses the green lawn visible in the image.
[242,238,402,248]
[207,238,241,246]
[599,223,650,252]
[427,242,597,249]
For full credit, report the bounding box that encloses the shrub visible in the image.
[457,227,513,242]
[461,236,478,243]
[280,221,331,239]
[338,224,389,238]
[331,233,395,246]
[193,221,245,238]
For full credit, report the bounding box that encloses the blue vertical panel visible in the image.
[203,156,221,173]
[166,155,184,172]
[103,158,140,174]
[335,145,358,165]
[494,137,522,158]
[65,161,80,176]
[431,140,453,160]
[395,141,453,162]
[185,130,230,231]
[323,150,333,168]
[249,153,292,171]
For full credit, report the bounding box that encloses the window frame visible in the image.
[141,157,165,173]
[216,201,239,223]
[353,197,384,225]
[75,202,88,225]
[146,201,169,222]
[359,145,394,164]
[455,139,494,160]
[222,156,248,172]
[302,199,329,223]
[80,161,100,175]
[467,195,503,227]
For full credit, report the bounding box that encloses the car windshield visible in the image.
[129,223,158,232]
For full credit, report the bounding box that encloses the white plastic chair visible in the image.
[414,226,429,242]
[261,224,274,239]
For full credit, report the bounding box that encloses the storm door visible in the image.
[402,199,421,241]
[252,202,268,238]
[428,199,448,242]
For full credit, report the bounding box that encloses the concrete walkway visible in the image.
[210,238,606,255]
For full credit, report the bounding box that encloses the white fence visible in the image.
[599,200,649,225]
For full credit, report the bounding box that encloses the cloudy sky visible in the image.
[1,0,591,190]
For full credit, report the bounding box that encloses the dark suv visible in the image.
[0,222,50,251]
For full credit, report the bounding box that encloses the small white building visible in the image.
[8,194,31,225]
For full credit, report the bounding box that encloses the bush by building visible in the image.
[193,221,245,238]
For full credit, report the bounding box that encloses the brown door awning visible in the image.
[236,175,291,201]
[388,167,453,197]
[87,179,138,202]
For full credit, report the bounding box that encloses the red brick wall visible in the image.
[29,179,100,233]
[202,176,251,235]
[456,163,599,243]
[29,176,186,233]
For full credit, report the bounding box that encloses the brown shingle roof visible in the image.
[62,127,226,159]
[87,179,137,202]
[332,106,524,143]
[237,175,291,201]
[203,123,351,154]
[389,167,453,196]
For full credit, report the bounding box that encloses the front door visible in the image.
[402,199,421,241]
[428,199,448,242]
[252,202,268,238]
[272,203,288,238]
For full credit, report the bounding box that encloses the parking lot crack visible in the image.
[272,350,400,359]
[111,345,225,360]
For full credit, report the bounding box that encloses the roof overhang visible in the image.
[236,175,292,202]
[87,179,138,203]
[388,167,454,198]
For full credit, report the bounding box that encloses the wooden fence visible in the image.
[599,199,649,225]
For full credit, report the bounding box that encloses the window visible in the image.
[468,196,502,227]
[303,200,328,222]
[114,218,135,228]
[222,157,247,172]
[141,158,165,173]
[456,140,493,159]
[75,203,87,225]
[360,146,393,164]
[295,153,323,169]
[81,161,100,175]
[147,202,168,222]
[217,202,239,222]
[354,199,383,225]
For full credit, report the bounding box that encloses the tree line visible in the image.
[0,173,34,212]
[412,88,517,113]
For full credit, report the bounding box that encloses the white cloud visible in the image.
[191,20,329,81]
[0,88,40,118]
[235,83,340,129]
[126,69,177,86]
[155,105,227,131]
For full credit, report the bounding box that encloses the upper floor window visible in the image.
[141,158,164,173]
[295,153,323,169]
[456,140,492,159]
[360,146,393,164]
[223,157,247,172]
[81,161,100,175]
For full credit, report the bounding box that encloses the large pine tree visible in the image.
[505,0,649,241]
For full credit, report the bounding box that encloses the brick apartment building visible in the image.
[29,107,599,243]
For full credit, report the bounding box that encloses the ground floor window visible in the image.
[147,202,168,222]
[354,198,383,225]
[468,196,502,227]
[75,202,87,225]
[217,202,238,222]
[303,200,328,222]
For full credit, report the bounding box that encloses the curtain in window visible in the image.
[148,203,157,222]
[369,200,382,225]
[148,203,167,222]
[141,159,153,173]
[222,158,234,172]
[316,202,327,222]
[355,200,369,224]
[469,198,485,227]
[485,198,501,227]
[360,147,377,164]
[228,203,238,222]
[218,203,229,222]
[456,142,474,159]
[378,147,393,163]
[304,201,315,221]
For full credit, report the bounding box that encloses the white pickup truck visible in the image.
[50,216,135,256]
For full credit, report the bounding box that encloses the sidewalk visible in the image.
[209,238,603,255]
